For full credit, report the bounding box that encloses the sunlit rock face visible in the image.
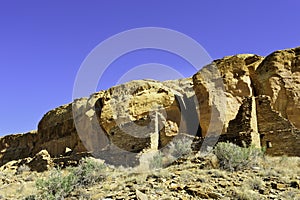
[193,54,263,147]
[254,47,300,129]
[1,46,300,168]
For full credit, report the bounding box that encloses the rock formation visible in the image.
[254,48,300,129]
[0,131,37,165]
[193,54,263,146]
[27,149,53,172]
[1,46,300,168]
[253,47,300,155]
[256,95,300,156]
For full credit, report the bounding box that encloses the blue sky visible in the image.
[0,1,300,135]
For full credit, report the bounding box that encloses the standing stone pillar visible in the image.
[150,111,159,150]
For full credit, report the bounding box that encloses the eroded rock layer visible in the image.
[255,48,300,129]
[1,46,300,167]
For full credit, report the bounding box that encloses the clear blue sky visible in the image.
[1,1,299,135]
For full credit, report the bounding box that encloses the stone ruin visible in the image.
[1,46,300,168]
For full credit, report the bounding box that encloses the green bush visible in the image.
[148,137,193,170]
[70,157,106,186]
[35,157,106,199]
[169,137,193,158]
[36,168,77,200]
[213,142,263,171]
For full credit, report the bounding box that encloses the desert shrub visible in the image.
[36,157,106,199]
[147,137,193,170]
[70,157,106,186]
[168,137,193,158]
[36,168,77,200]
[213,142,264,171]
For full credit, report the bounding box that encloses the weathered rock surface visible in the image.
[254,47,300,129]
[37,103,86,157]
[1,46,300,167]
[256,95,300,156]
[0,131,37,166]
[193,54,263,137]
[219,97,260,147]
[99,80,177,152]
[252,47,300,155]
[28,149,53,172]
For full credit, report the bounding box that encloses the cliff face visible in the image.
[255,48,300,129]
[0,131,37,165]
[193,54,263,144]
[1,46,300,167]
[254,47,300,155]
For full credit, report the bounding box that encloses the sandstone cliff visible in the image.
[1,46,300,167]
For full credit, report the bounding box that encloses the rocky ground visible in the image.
[0,153,299,200]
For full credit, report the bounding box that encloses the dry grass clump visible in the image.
[232,186,261,200]
[259,156,300,182]
[244,175,264,191]
[280,189,299,200]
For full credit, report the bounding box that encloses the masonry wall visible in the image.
[256,95,300,156]
[214,97,260,147]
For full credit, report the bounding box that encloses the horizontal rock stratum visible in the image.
[1,46,300,167]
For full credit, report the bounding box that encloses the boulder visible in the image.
[28,149,53,172]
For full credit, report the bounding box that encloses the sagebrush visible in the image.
[36,167,77,200]
[34,157,106,200]
[213,142,264,171]
[168,137,193,158]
